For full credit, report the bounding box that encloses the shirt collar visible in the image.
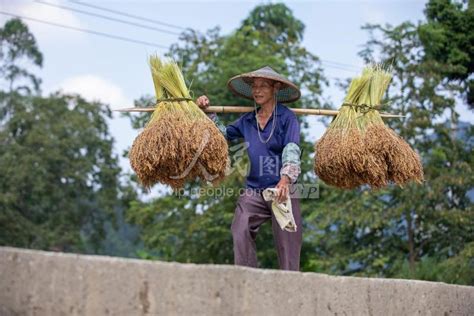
[246,103,284,121]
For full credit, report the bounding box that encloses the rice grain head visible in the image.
[129,56,229,189]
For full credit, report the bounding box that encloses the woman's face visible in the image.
[251,78,277,105]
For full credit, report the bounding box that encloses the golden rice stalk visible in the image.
[314,73,373,189]
[354,66,390,188]
[149,55,164,99]
[361,65,424,187]
[314,64,424,189]
[129,56,229,189]
[157,60,229,185]
[129,108,197,189]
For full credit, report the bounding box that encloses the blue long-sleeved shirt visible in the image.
[208,103,301,189]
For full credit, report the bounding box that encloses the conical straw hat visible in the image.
[227,66,301,103]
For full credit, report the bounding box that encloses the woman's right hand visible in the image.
[196,95,210,110]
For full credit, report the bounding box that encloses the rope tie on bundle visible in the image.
[342,103,382,114]
[156,97,193,104]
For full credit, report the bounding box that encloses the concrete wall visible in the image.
[0,246,473,316]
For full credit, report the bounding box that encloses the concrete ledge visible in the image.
[0,246,473,315]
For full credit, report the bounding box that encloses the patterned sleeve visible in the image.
[280,142,301,184]
[207,112,227,137]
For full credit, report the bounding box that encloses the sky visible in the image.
[1,0,472,196]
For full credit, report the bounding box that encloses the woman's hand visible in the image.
[196,95,210,110]
[275,175,291,204]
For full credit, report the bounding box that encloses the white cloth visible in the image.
[262,188,297,232]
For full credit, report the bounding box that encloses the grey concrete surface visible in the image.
[0,246,472,316]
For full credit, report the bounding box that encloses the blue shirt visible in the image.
[225,103,300,189]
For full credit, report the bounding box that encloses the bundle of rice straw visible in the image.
[314,65,424,189]
[129,56,229,190]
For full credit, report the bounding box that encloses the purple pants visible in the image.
[231,188,303,271]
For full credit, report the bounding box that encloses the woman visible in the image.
[197,66,302,271]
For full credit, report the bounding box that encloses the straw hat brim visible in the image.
[227,66,301,103]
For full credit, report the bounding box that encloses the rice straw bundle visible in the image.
[129,56,229,189]
[314,65,424,189]
[360,67,424,187]
[314,75,371,189]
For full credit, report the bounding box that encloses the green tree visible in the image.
[0,18,42,95]
[418,0,474,108]
[0,93,122,251]
[0,19,134,253]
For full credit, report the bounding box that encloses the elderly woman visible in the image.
[197,66,302,271]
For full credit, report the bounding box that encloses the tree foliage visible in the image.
[418,0,474,108]
[0,18,42,95]
[0,19,134,253]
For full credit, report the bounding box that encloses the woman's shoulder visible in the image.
[240,111,255,122]
[278,103,297,120]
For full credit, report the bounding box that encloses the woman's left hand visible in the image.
[275,176,291,204]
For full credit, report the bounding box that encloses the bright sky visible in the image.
[1,0,472,195]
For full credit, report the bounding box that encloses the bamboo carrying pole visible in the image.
[115,105,405,118]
